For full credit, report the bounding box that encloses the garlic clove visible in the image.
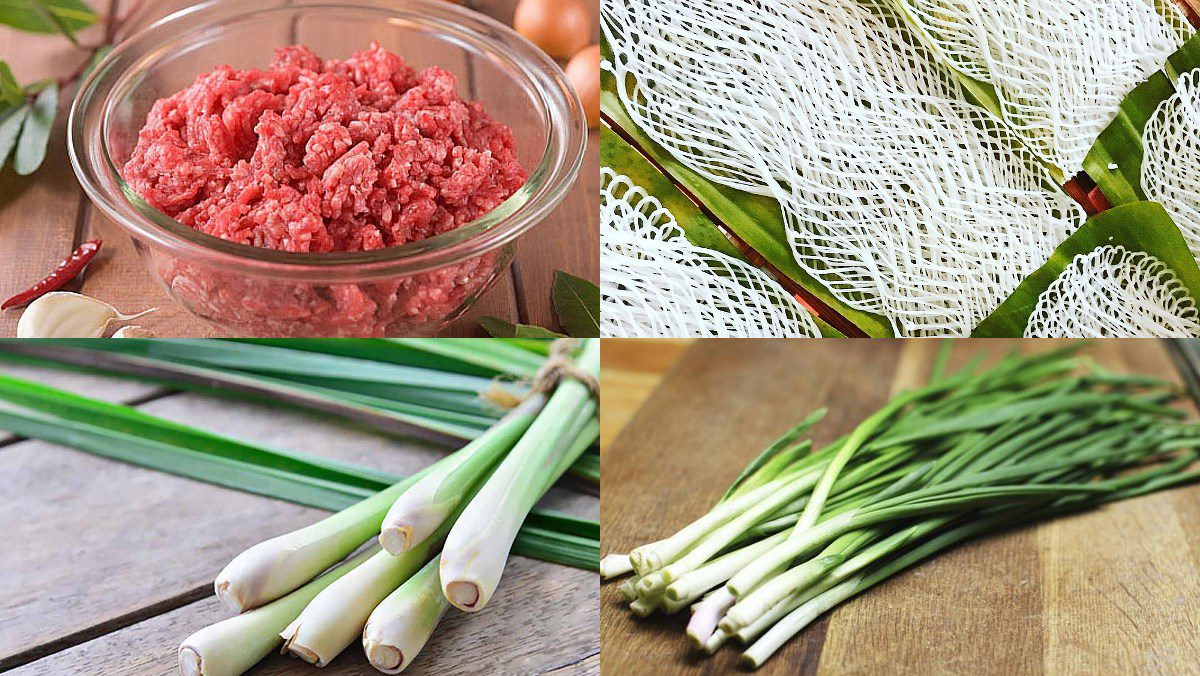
[16,292,154,338]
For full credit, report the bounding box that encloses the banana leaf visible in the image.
[601,128,844,338]
[1083,33,1200,205]
[601,38,890,338]
[972,202,1200,336]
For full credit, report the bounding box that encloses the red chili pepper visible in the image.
[2,239,103,310]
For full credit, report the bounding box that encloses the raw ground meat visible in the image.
[125,43,527,252]
[122,43,528,336]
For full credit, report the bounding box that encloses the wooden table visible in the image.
[0,0,599,337]
[0,362,599,675]
[601,339,1200,674]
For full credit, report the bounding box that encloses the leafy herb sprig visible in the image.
[0,0,123,175]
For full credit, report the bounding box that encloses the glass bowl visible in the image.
[69,0,586,337]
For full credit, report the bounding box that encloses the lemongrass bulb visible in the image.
[280,547,429,667]
[377,452,475,556]
[363,556,449,674]
[214,482,411,613]
[440,340,599,612]
[379,395,545,555]
[179,551,369,676]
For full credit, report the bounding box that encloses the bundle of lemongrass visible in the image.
[179,339,598,675]
[601,345,1200,668]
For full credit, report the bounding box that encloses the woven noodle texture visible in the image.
[1025,246,1200,337]
[896,0,1190,175]
[603,0,1084,337]
[1143,68,1200,260]
[600,168,821,338]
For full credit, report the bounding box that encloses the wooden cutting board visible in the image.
[600,339,1200,674]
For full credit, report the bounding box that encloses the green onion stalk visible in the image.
[602,344,1200,669]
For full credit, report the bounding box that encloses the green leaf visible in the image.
[0,342,492,441]
[972,202,1200,336]
[1084,33,1200,206]
[479,316,518,337]
[13,81,55,175]
[43,338,497,394]
[515,324,566,338]
[0,104,28,168]
[0,340,598,485]
[479,316,565,338]
[601,37,890,338]
[0,0,96,37]
[0,62,22,107]
[0,371,599,570]
[551,271,600,337]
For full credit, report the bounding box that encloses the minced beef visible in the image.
[124,42,526,252]
[122,43,527,336]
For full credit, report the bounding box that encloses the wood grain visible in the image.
[0,0,597,337]
[600,339,1200,675]
[0,364,597,674]
[598,338,691,455]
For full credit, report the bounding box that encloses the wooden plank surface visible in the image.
[0,363,598,675]
[600,339,1200,674]
[597,339,691,455]
[0,0,598,338]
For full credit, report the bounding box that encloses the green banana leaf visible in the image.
[972,202,1200,336]
[1084,33,1200,205]
[601,38,891,338]
[601,128,844,337]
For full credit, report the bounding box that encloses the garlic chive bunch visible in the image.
[603,345,1200,668]
[180,339,599,675]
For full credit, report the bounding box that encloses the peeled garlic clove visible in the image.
[112,325,153,338]
[16,292,154,338]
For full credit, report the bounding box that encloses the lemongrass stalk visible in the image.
[600,553,634,579]
[362,555,449,674]
[686,588,736,648]
[280,544,431,666]
[214,406,535,613]
[179,550,371,676]
[665,531,790,603]
[379,394,547,554]
[440,340,599,612]
[741,579,860,669]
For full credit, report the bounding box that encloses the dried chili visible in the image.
[2,239,103,310]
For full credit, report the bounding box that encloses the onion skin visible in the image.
[565,45,600,128]
[514,0,592,59]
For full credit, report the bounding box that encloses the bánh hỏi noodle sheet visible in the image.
[1143,68,1200,260]
[892,0,1191,177]
[600,168,821,338]
[1024,245,1200,337]
[603,0,1085,337]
